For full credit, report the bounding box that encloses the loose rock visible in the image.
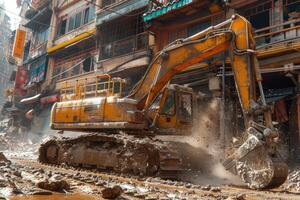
[101,185,123,199]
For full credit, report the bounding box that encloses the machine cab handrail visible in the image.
[60,74,123,101]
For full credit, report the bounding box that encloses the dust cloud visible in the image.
[188,98,243,186]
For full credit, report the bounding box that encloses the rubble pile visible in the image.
[285,167,300,192]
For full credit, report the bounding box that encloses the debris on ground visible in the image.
[285,167,300,192]
[36,179,69,192]
[101,185,123,199]
[0,152,10,164]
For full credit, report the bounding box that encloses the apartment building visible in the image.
[45,0,97,92]
[21,0,52,98]
[95,0,155,93]
[0,6,14,104]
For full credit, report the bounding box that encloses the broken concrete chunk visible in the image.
[36,179,69,192]
[0,152,10,164]
[101,185,123,199]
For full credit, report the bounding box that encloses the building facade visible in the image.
[0,4,14,105]
[45,0,97,92]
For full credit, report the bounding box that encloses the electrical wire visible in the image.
[1,0,148,31]
[0,1,95,29]
[0,6,55,29]
[82,0,147,17]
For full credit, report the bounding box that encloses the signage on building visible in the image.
[12,29,26,59]
[14,66,29,96]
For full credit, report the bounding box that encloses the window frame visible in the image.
[56,5,96,37]
[74,12,82,29]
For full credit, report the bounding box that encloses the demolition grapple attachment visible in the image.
[223,124,288,189]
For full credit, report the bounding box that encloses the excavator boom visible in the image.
[129,15,256,116]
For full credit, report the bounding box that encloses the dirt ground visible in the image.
[0,115,299,200]
[0,146,298,200]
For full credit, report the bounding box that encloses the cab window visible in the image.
[178,93,192,119]
[161,91,175,115]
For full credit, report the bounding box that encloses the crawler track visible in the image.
[38,132,191,179]
[38,132,288,189]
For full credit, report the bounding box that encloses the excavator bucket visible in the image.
[223,134,288,189]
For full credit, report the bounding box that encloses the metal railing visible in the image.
[100,0,125,8]
[99,31,154,60]
[60,74,123,101]
[31,0,50,9]
[254,19,300,47]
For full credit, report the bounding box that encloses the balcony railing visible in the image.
[255,19,300,48]
[31,0,50,9]
[99,31,155,60]
[100,0,125,8]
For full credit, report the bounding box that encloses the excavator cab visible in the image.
[147,84,196,135]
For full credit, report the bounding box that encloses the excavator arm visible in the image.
[129,15,255,114]
[129,14,288,189]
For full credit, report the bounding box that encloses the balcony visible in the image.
[99,31,155,60]
[23,5,52,30]
[100,0,126,8]
[255,19,300,58]
[31,0,51,10]
[96,0,148,26]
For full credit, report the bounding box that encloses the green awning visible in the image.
[143,0,193,22]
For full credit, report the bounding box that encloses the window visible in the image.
[84,6,95,24]
[54,54,96,81]
[61,66,67,79]
[89,6,95,21]
[161,91,175,115]
[33,28,49,47]
[188,21,211,36]
[72,63,81,76]
[241,1,272,29]
[52,66,61,81]
[57,6,95,37]
[74,12,82,29]
[68,16,75,32]
[178,93,192,120]
[284,0,300,21]
[58,19,67,36]
[39,29,49,43]
[84,7,90,24]
[82,57,94,72]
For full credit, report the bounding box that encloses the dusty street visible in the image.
[0,145,297,200]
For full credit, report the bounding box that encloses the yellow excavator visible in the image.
[39,15,288,189]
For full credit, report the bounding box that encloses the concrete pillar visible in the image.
[47,0,58,49]
[96,0,102,12]
[42,0,58,92]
